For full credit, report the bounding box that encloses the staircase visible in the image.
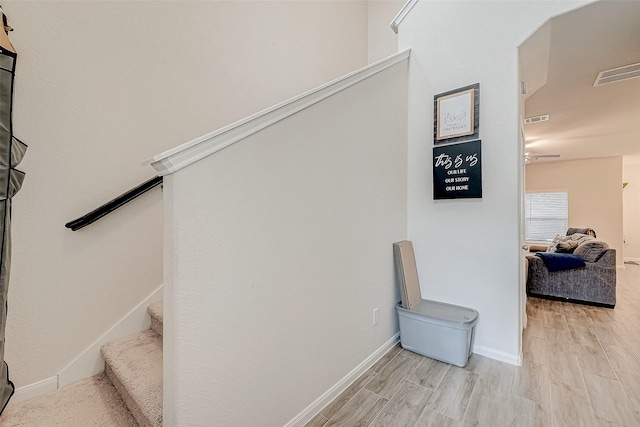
[2,302,163,426]
[101,301,164,426]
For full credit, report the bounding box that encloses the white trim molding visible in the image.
[285,333,400,427]
[473,345,522,367]
[144,49,411,176]
[390,0,419,34]
[12,376,58,403]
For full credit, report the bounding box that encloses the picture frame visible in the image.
[433,139,482,200]
[434,83,479,144]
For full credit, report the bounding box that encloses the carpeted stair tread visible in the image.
[1,373,137,426]
[147,301,163,337]
[101,329,162,427]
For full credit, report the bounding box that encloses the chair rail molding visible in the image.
[390,0,419,34]
[144,49,411,176]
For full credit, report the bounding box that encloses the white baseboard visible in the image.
[624,257,640,263]
[57,285,163,388]
[285,333,401,427]
[472,345,522,366]
[12,376,57,403]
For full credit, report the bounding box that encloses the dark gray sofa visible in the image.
[526,248,616,308]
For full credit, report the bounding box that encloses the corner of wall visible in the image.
[57,285,163,389]
[472,345,522,367]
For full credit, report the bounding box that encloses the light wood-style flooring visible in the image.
[306,263,640,427]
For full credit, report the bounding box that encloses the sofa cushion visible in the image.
[574,240,609,262]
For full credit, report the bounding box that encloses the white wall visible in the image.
[526,157,624,266]
[2,1,368,389]
[623,163,640,261]
[368,0,404,63]
[165,59,408,426]
[399,1,589,364]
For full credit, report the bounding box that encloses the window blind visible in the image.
[525,192,568,241]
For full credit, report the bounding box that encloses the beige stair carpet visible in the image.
[3,302,163,426]
[1,373,137,426]
[102,329,162,427]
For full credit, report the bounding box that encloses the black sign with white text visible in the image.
[433,140,482,199]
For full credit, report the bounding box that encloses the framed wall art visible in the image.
[433,139,482,200]
[434,83,479,145]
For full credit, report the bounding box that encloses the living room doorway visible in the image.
[518,0,640,324]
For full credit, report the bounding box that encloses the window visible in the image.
[525,191,568,242]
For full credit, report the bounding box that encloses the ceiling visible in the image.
[520,1,640,166]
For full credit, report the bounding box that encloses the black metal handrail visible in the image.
[65,176,163,231]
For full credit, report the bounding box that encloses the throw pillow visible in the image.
[556,233,595,253]
[566,233,593,242]
[574,240,609,262]
[546,235,563,253]
[556,240,580,253]
[566,227,597,238]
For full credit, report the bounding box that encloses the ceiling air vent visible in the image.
[594,63,640,87]
[524,114,549,125]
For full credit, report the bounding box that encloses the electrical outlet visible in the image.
[373,308,379,325]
